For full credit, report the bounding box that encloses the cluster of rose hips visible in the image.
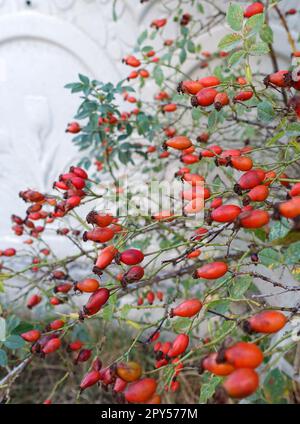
[137,290,163,306]
[21,324,160,403]
[162,132,300,224]
[2,1,300,405]
[200,307,287,399]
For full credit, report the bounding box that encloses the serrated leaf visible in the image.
[78,74,90,85]
[214,320,236,339]
[249,41,269,55]
[192,108,202,121]
[263,369,287,404]
[259,248,281,267]
[208,110,221,131]
[286,122,300,136]
[179,48,187,64]
[173,318,191,333]
[257,101,275,122]
[228,50,245,66]
[254,228,267,241]
[187,39,196,53]
[153,65,164,86]
[227,3,244,32]
[13,322,34,335]
[231,275,252,298]
[102,303,114,321]
[137,29,148,46]
[244,13,265,34]
[269,219,290,242]
[0,349,8,367]
[218,33,242,52]
[199,376,222,403]
[271,230,300,247]
[6,315,21,334]
[285,241,300,265]
[206,299,229,314]
[4,335,25,350]
[260,24,273,44]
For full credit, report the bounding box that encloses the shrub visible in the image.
[1,1,300,404]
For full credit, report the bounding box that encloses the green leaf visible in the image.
[227,3,244,32]
[118,150,133,165]
[13,321,35,335]
[0,317,6,341]
[208,110,221,131]
[180,26,189,38]
[197,3,204,14]
[137,29,148,46]
[254,228,267,241]
[179,48,187,64]
[4,335,25,350]
[263,369,287,404]
[6,315,21,334]
[285,241,300,265]
[231,275,252,298]
[192,108,202,121]
[64,82,84,93]
[173,318,192,333]
[153,65,164,86]
[269,219,290,242]
[199,375,222,403]
[0,349,8,367]
[141,45,154,53]
[102,303,115,321]
[286,122,300,136]
[244,13,265,35]
[260,25,273,44]
[259,248,281,268]
[206,299,229,314]
[218,33,243,52]
[271,230,300,247]
[214,321,236,339]
[187,39,196,53]
[78,74,90,85]
[249,41,269,55]
[228,50,245,66]
[257,101,275,122]
[120,304,132,319]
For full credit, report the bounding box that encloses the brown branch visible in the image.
[236,271,300,292]
[274,5,296,53]
[0,356,32,402]
[119,252,244,297]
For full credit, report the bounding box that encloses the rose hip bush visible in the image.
[1,1,300,404]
